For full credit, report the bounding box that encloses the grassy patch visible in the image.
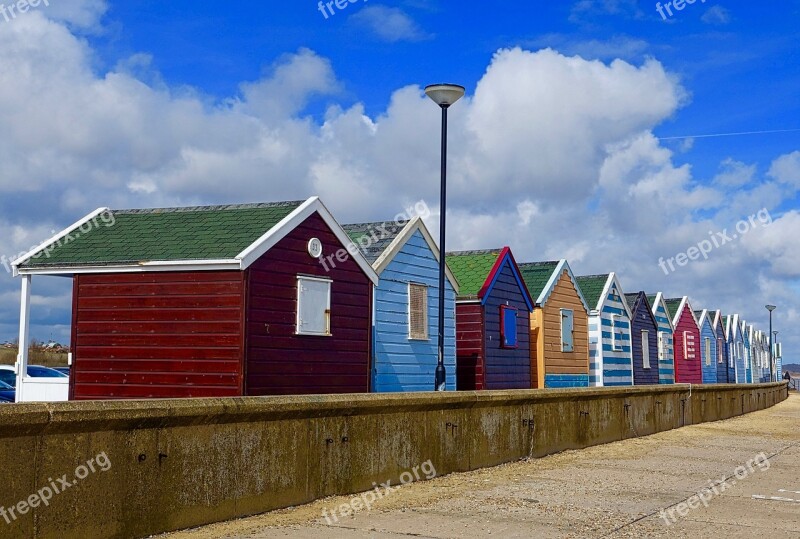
[0,348,68,368]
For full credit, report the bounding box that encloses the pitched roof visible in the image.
[18,201,303,268]
[646,294,657,307]
[344,218,459,291]
[343,220,409,265]
[12,197,380,284]
[664,298,683,318]
[446,249,503,298]
[575,274,610,310]
[625,292,640,311]
[518,261,560,299]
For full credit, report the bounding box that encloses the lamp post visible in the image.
[425,83,465,392]
[766,305,776,382]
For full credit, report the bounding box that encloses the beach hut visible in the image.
[343,218,458,392]
[726,315,747,383]
[646,293,675,384]
[576,273,633,387]
[755,329,769,383]
[742,320,753,383]
[447,248,533,390]
[695,310,718,384]
[624,292,660,385]
[12,198,378,400]
[665,297,702,384]
[519,260,590,388]
[712,310,733,383]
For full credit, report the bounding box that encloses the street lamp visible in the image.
[425,83,465,392]
[766,305,776,382]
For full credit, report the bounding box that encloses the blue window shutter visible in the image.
[501,306,518,348]
[561,309,574,352]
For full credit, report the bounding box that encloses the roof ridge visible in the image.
[115,201,306,215]
[518,260,560,267]
[576,273,610,279]
[446,249,503,256]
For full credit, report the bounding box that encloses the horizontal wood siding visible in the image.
[456,302,484,390]
[71,271,245,400]
[629,294,660,385]
[715,324,733,383]
[653,301,675,384]
[245,212,371,395]
[595,287,633,387]
[372,230,456,392]
[673,308,702,384]
[699,318,718,384]
[483,260,531,390]
[539,271,589,381]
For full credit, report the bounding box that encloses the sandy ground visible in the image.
[159,392,800,539]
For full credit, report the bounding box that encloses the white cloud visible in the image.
[714,158,756,187]
[349,6,430,43]
[701,5,732,25]
[768,150,800,188]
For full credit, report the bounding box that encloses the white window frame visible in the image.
[642,330,651,369]
[295,275,332,337]
[408,282,429,341]
[705,337,711,366]
[657,331,665,360]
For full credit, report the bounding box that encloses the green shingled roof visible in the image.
[518,261,559,300]
[445,249,502,298]
[664,298,683,318]
[20,201,303,268]
[575,274,609,310]
[343,221,408,265]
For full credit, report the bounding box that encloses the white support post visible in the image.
[15,275,31,403]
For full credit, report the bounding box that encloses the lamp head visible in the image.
[425,84,465,107]
[766,304,777,312]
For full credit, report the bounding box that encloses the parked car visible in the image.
[0,380,14,402]
[0,365,68,388]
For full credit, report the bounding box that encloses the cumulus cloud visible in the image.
[0,2,796,355]
[701,5,732,25]
[349,6,430,43]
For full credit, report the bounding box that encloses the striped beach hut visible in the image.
[647,293,675,384]
[727,315,747,383]
[576,273,633,387]
[742,320,753,383]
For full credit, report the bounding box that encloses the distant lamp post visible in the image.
[766,305,776,381]
[425,83,465,392]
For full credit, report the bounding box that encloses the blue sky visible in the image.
[0,0,798,357]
